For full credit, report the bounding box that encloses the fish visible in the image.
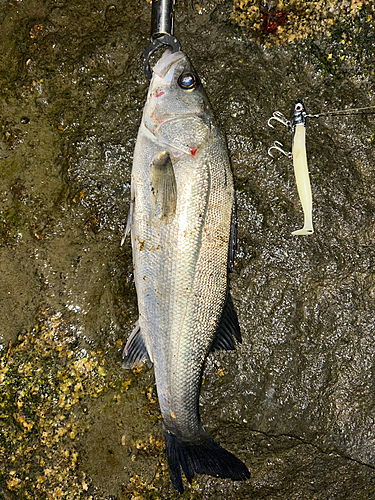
[123,49,250,493]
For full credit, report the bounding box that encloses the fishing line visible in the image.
[307,105,375,119]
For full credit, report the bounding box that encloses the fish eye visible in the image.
[295,103,303,112]
[178,72,199,90]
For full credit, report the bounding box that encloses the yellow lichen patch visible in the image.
[132,364,145,374]
[121,460,202,500]
[146,386,157,404]
[6,470,22,489]
[128,474,158,498]
[122,379,132,391]
[29,24,44,39]
[133,434,164,454]
[231,0,372,46]
[0,312,115,499]
[12,412,34,431]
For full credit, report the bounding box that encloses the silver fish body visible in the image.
[123,50,249,492]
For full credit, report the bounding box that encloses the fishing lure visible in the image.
[268,100,375,236]
[269,99,313,235]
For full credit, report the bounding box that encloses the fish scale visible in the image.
[123,49,250,492]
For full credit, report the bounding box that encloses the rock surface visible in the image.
[1,0,374,498]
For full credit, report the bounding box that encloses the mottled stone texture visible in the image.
[0,0,374,498]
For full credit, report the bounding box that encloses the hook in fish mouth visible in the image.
[143,34,181,81]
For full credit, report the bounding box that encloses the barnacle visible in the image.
[231,0,374,46]
[0,313,115,498]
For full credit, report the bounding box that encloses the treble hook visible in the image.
[268,141,291,158]
[268,111,290,129]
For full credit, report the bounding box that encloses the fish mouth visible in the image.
[153,50,186,79]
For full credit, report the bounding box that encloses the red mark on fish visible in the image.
[189,146,197,157]
[155,90,165,98]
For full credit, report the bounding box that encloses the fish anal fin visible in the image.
[150,151,177,220]
[122,322,152,369]
[211,291,241,352]
[164,430,250,493]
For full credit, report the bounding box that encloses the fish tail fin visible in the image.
[164,431,250,493]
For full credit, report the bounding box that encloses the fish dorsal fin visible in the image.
[122,322,153,369]
[210,291,241,352]
[227,200,237,273]
[150,151,177,220]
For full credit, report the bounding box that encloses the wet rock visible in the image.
[0,0,374,498]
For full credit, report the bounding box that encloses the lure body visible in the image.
[291,122,313,235]
[290,100,314,236]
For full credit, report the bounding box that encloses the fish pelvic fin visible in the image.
[122,322,152,369]
[164,430,250,493]
[210,291,241,352]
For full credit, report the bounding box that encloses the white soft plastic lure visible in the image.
[268,100,375,235]
[268,99,313,236]
[289,100,313,235]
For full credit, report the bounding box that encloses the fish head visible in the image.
[143,50,211,156]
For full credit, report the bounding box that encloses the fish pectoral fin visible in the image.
[122,321,153,369]
[210,291,241,352]
[150,151,177,220]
